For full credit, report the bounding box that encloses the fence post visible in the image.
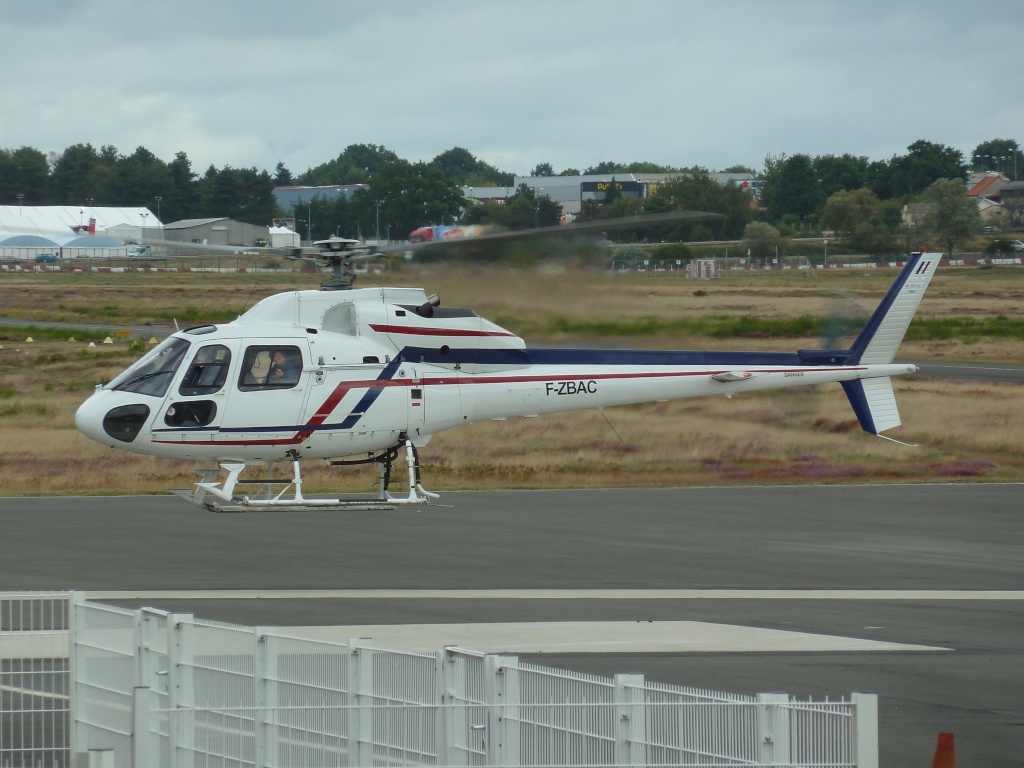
[166,614,195,768]
[852,693,879,768]
[434,651,450,765]
[254,630,279,768]
[756,692,791,765]
[483,654,520,767]
[68,591,84,761]
[614,673,646,767]
[131,686,153,768]
[347,639,374,768]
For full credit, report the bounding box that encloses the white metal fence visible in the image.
[0,592,71,768]
[1,592,878,767]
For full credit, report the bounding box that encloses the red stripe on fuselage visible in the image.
[369,324,516,337]
[152,367,862,447]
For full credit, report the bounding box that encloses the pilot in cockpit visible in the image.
[268,349,300,385]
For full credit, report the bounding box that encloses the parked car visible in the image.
[35,253,59,263]
[1011,240,1024,252]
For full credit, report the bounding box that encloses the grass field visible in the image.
[1,261,1022,497]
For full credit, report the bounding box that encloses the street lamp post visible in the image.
[375,200,380,242]
[17,194,24,214]
[154,196,162,223]
[139,212,149,242]
[307,201,312,244]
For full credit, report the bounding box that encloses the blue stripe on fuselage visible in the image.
[335,354,404,429]
[530,348,804,366]
[402,346,806,367]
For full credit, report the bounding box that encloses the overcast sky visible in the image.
[3,1,1021,178]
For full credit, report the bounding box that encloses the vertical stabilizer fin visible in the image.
[851,253,939,364]
[841,377,902,435]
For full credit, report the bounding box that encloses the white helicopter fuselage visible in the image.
[75,253,934,468]
[74,254,940,510]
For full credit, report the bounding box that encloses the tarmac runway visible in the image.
[2,483,1022,766]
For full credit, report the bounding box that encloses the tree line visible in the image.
[1,138,1019,253]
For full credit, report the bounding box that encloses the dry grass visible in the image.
[1,264,1022,497]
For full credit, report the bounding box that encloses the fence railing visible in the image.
[1,592,877,767]
[0,591,71,768]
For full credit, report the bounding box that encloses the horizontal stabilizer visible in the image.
[841,377,901,434]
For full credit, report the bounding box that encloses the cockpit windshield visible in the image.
[108,337,191,397]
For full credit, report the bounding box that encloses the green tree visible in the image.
[499,184,561,229]
[292,193,351,241]
[821,188,882,234]
[273,162,293,186]
[50,144,104,205]
[622,161,677,173]
[971,138,1021,179]
[741,221,783,262]
[431,147,512,186]
[531,162,554,177]
[603,177,623,205]
[432,147,481,184]
[166,152,197,222]
[298,144,399,185]
[849,222,898,256]
[813,154,869,198]
[922,178,982,254]
[0,146,50,205]
[363,159,464,238]
[643,169,751,240]
[873,140,966,199]
[722,164,756,174]
[196,165,276,225]
[766,154,818,221]
[99,146,175,209]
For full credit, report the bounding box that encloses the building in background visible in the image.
[0,205,156,259]
[162,218,268,248]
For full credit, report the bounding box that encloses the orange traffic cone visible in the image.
[931,731,955,768]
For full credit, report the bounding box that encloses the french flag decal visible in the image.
[914,260,932,275]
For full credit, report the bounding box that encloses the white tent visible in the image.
[0,205,161,247]
[268,225,300,248]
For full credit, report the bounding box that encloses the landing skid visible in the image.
[172,440,438,512]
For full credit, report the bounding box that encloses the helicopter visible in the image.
[74,216,939,511]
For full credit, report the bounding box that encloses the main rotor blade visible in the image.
[370,209,726,256]
[139,209,724,259]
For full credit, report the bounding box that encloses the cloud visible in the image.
[2,0,1021,176]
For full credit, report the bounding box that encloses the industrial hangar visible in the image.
[0,206,276,259]
[0,204,150,258]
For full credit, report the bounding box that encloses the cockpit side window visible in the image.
[110,337,191,398]
[179,344,232,396]
[238,345,303,391]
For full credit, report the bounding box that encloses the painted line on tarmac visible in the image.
[277,620,948,654]
[1,620,946,656]
[87,589,1024,601]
